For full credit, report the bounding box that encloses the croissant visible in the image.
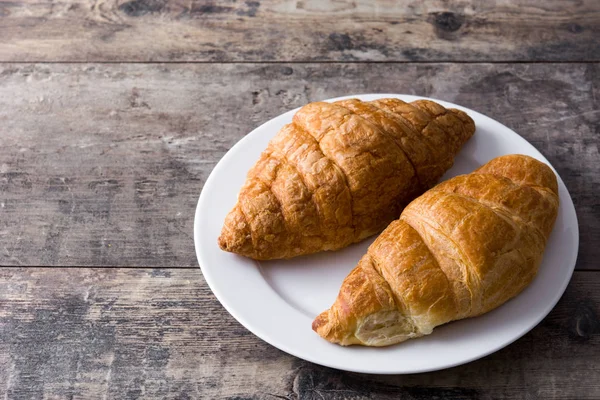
[219,98,475,260]
[313,154,559,346]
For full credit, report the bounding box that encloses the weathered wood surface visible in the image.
[1,62,597,268]
[1,0,599,62]
[0,268,597,399]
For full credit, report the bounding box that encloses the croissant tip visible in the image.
[312,311,329,333]
[476,154,559,196]
[217,234,228,251]
[218,231,255,258]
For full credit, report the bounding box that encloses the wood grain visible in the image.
[0,0,599,62]
[0,268,597,399]
[0,62,597,268]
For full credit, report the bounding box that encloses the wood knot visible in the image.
[280,66,293,76]
[569,300,599,341]
[328,33,353,51]
[429,12,465,39]
[567,23,584,34]
[119,0,165,17]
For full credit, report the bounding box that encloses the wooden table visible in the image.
[1,1,599,398]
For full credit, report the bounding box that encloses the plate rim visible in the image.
[194,93,580,374]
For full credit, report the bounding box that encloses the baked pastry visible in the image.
[219,98,475,260]
[313,154,559,346]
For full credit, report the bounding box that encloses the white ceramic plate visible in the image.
[194,94,579,374]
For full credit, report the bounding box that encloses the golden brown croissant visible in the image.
[313,154,559,346]
[219,98,475,260]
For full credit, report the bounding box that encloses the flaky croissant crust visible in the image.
[313,154,559,347]
[219,98,475,260]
